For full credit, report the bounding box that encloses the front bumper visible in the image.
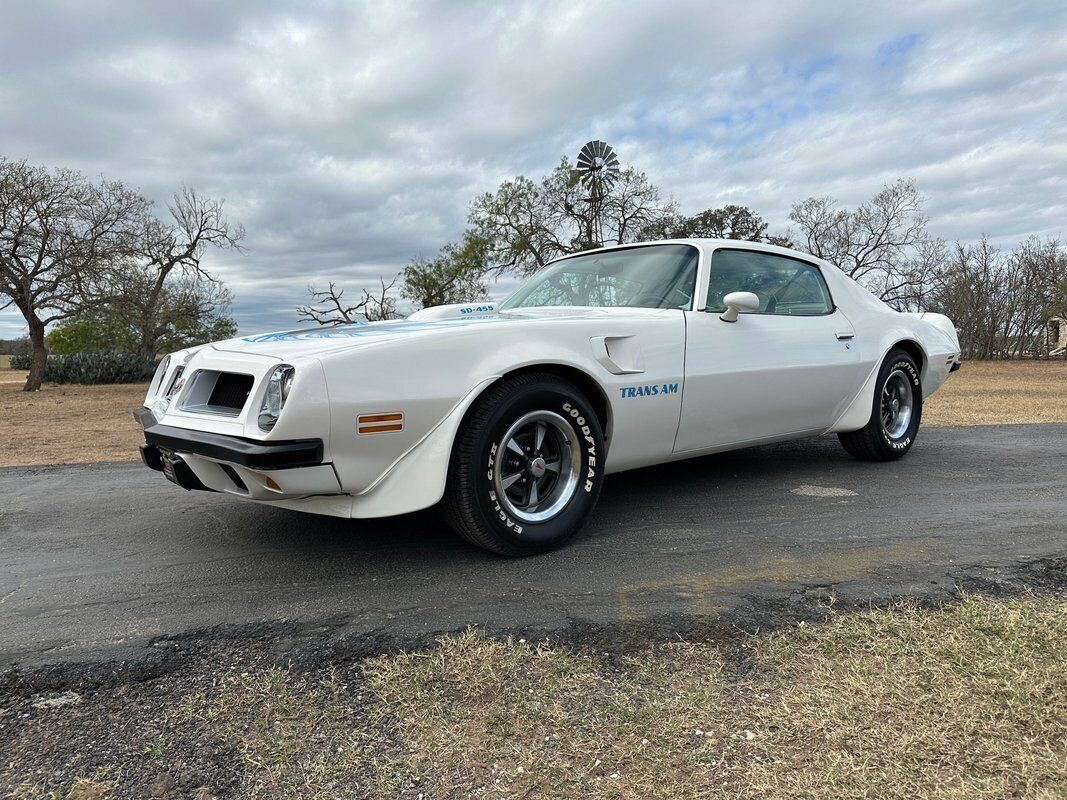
[135,407,341,499]
[134,407,323,470]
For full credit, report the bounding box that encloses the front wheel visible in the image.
[838,349,923,461]
[443,372,606,556]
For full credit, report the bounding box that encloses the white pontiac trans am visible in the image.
[137,239,961,555]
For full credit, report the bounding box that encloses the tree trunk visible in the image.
[138,328,157,361]
[25,316,48,392]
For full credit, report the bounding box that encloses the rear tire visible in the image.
[443,372,605,556]
[838,349,923,462]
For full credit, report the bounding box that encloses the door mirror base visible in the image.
[719,291,760,322]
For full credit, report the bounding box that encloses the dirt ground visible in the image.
[0,369,148,467]
[0,360,1064,468]
[923,359,1067,426]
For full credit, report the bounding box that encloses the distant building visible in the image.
[1047,316,1066,356]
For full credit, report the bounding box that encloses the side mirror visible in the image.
[719,291,760,322]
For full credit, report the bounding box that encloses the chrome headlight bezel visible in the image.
[150,355,172,398]
[258,365,295,431]
[161,365,185,408]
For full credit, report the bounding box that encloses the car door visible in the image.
[674,247,862,454]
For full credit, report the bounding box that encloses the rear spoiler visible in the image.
[903,311,961,354]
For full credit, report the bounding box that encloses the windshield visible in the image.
[499,244,699,311]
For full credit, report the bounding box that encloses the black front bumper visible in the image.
[134,407,324,471]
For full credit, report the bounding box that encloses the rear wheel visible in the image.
[443,372,605,556]
[838,349,923,461]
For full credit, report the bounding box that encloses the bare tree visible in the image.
[789,179,941,308]
[0,159,148,390]
[132,186,244,358]
[91,267,238,358]
[297,276,400,325]
[926,235,1067,358]
[362,275,400,321]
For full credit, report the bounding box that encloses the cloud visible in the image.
[1,0,1065,337]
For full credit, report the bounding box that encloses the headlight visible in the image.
[258,365,295,431]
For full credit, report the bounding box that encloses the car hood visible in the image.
[211,306,671,360]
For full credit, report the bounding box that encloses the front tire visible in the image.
[838,349,923,461]
[443,372,605,556]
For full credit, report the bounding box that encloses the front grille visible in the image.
[207,373,254,411]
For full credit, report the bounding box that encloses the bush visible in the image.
[46,316,128,355]
[39,350,157,384]
[9,351,32,370]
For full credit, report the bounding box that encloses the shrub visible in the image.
[46,316,129,355]
[9,351,33,370]
[43,350,157,384]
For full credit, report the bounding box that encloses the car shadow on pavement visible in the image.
[210,434,868,562]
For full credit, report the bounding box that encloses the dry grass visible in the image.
[7,776,115,800]
[177,595,1067,799]
[924,360,1067,426]
[0,360,1062,468]
[0,369,148,467]
[0,354,11,371]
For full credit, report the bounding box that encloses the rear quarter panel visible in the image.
[822,267,960,432]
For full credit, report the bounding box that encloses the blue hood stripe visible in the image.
[241,315,500,343]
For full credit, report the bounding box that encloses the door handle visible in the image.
[835,331,855,340]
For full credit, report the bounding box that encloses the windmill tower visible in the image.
[575,140,620,247]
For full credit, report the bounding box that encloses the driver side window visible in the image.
[705,249,833,315]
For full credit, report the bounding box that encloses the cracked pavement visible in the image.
[1,424,1064,674]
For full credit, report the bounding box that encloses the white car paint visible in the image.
[140,239,960,519]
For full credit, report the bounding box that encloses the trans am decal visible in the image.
[618,383,679,399]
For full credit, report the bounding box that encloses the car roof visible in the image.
[548,238,829,267]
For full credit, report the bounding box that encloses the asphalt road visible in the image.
[1,424,1064,672]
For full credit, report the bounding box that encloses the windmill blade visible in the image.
[576,140,620,191]
[577,142,599,171]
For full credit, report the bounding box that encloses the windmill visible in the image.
[575,140,620,247]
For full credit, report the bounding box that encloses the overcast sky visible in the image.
[2,0,1065,337]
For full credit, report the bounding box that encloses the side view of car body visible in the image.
[137,239,961,554]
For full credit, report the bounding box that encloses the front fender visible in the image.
[347,375,498,518]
